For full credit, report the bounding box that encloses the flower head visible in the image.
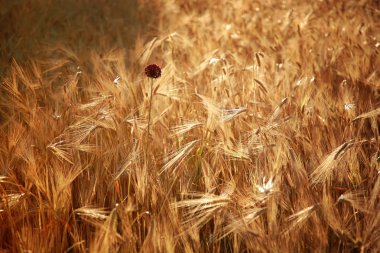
[145,64,161,78]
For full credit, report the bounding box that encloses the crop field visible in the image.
[0,0,379,252]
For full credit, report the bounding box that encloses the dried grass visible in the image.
[0,0,379,252]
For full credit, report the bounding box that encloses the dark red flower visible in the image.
[145,64,161,78]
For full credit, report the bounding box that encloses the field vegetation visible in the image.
[0,0,379,252]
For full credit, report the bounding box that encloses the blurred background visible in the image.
[0,0,158,76]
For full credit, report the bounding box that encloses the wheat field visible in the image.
[0,0,379,252]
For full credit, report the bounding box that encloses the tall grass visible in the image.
[1,0,379,252]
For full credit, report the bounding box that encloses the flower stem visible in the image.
[145,78,154,160]
[147,78,154,138]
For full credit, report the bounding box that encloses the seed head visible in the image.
[256,176,274,194]
[145,64,161,78]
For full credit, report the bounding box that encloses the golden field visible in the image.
[0,0,379,252]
